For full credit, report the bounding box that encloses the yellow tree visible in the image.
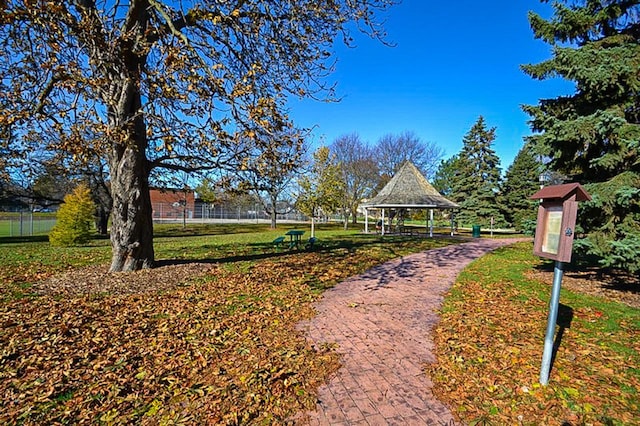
[49,183,96,246]
[297,146,345,237]
[0,0,396,271]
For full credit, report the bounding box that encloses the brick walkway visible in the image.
[296,238,525,425]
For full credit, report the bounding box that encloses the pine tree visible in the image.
[522,0,640,273]
[452,116,507,228]
[500,143,542,233]
[49,183,96,247]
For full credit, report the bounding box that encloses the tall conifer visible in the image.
[433,155,461,197]
[500,143,541,232]
[452,116,506,228]
[523,0,640,273]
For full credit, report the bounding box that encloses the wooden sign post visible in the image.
[530,183,591,385]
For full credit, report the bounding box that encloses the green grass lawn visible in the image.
[2,226,636,424]
[429,242,640,425]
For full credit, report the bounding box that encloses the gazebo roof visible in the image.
[363,161,459,209]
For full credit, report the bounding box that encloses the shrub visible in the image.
[49,183,96,246]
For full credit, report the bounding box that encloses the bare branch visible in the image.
[34,73,71,114]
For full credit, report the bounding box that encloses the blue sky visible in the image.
[287,1,574,171]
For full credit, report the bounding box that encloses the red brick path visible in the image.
[296,238,526,425]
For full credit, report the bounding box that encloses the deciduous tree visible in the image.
[49,183,96,246]
[375,131,443,181]
[2,140,112,232]
[296,146,345,237]
[0,0,395,271]
[330,133,378,228]
[523,0,640,273]
[237,130,307,229]
[195,178,260,221]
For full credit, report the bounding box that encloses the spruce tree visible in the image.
[500,142,542,233]
[522,0,640,273]
[432,155,461,197]
[452,116,507,228]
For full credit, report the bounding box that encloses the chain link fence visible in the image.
[0,213,57,237]
[1,204,310,237]
[152,202,307,223]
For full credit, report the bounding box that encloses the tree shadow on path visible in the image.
[358,240,514,290]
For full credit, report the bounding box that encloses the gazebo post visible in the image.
[364,208,369,233]
[450,213,455,236]
[429,209,434,237]
[381,209,385,236]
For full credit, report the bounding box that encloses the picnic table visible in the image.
[285,229,305,249]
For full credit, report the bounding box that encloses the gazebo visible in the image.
[362,161,459,236]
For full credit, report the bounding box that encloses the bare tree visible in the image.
[375,131,444,181]
[1,0,396,271]
[330,133,378,227]
[6,148,112,233]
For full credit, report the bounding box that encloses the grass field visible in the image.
[0,213,57,237]
[1,225,637,424]
[429,242,640,425]
[0,222,458,424]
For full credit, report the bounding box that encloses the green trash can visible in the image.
[472,225,481,238]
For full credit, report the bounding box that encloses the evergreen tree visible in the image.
[500,143,542,233]
[452,116,506,228]
[522,0,640,273]
[49,184,96,247]
[433,155,461,197]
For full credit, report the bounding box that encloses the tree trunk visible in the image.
[269,193,278,229]
[108,145,154,272]
[311,215,315,238]
[97,207,109,235]
[107,80,154,272]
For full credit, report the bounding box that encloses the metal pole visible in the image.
[540,260,564,385]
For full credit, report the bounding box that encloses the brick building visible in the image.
[149,188,195,220]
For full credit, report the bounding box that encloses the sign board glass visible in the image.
[541,207,563,255]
